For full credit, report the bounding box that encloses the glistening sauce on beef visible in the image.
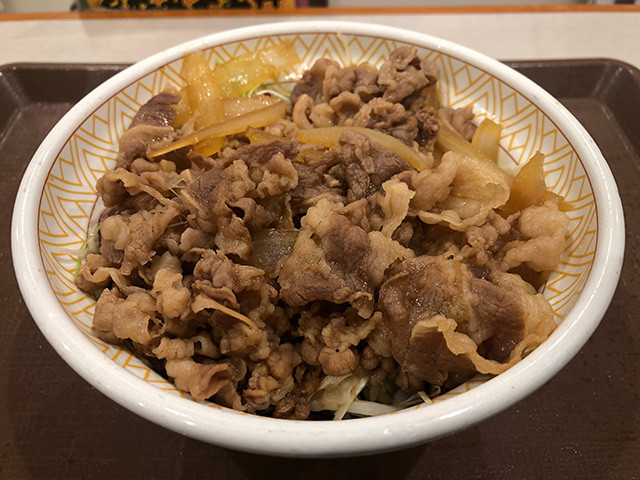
[76,45,569,420]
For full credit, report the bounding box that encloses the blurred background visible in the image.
[0,0,636,13]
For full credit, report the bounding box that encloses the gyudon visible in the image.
[76,43,569,419]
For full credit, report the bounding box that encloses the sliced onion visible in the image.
[471,118,502,162]
[213,41,299,98]
[149,100,286,158]
[501,152,567,216]
[222,95,278,118]
[436,121,493,164]
[296,126,431,171]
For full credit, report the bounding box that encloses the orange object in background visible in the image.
[80,0,302,9]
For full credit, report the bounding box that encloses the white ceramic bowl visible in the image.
[12,21,624,457]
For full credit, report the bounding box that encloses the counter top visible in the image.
[1,7,639,68]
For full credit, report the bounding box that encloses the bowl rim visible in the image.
[11,20,625,457]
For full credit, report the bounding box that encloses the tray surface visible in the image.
[1,59,639,479]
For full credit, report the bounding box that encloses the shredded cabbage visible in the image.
[309,375,433,419]
[309,374,368,420]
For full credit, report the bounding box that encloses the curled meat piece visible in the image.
[117,125,176,170]
[501,201,570,272]
[350,97,419,145]
[378,47,438,103]
[439,106,476,141]
[129,90,180,129]
[379,254,556,387]
[151,268,191,320]
[290,58,339,104]
[93,288,165,345]
[278,198,412,316]
[401,151,511,231]
[193,250,278,328]
[242,344,302,413]
[165,358,242,406]
[338,129,412,202]
[99,204,181,275]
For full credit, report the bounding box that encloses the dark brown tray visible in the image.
[1,59,638,479]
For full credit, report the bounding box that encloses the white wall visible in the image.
[0,0,73,13]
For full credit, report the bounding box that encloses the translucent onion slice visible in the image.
[213,41,299,98]
[501,152,568,216]
[246,128,281,145]
[471,118,502,162]
[296,126,431,171]
[436,121,493,164]
[149,100,286,158]
[174,52,225,129]
[176,52,226,155]
[222,95,278,118]
[193,96,278,156]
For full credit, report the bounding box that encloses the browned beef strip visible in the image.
[291,58,383,108]
[338,130,413,202]
[233,139,300,167]
[415,106,440,150]
[187,140,299,218]
[378,255,528,386]
[290,151,345,213]
[183,140,300,258]
[290,130,413,212]
[279,206,373,307]
[290,58,339,104]
[129,91,180,129]
[116,91,182,170]
[378,47,439,103]
[277,196,385,313]
[439,106,476,141]
[116,124,175,170]
[351,98,419,145]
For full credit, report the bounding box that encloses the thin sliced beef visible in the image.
[378,254,555,387]
[278,198,412,316]
[278,199,373,310]
[291,58,382,108]
[290,151,345,214]
[338,130,413,202]
[438,106,476,141]
[116,124,175,170]
[291,58,339,104]
[350,98,418,145]
[182,140,299,259]
[378,47,438,103]
[129,90,180,128]
[116,90,182,169]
